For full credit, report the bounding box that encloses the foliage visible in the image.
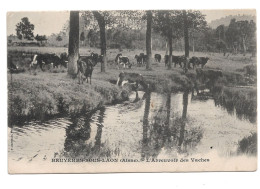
[237,132,257,155]
[56,35,63,41]
[35,34,47,44]
[16,17,34,40]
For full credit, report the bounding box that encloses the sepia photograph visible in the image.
[6,8,257,173]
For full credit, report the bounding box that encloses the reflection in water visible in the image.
[141,91,203,160]
[213,87,257,123]
[178,91,188,152]
[64,107,107,158]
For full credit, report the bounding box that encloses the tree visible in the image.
[145,10,152,70]
[82,10,143,72]
[56,35,63,41]
[183,10,189,57]
[68,11,79,77]
[185,10,207,54]
[16,17,34,40]
[91,11,107,72]
[236,20,256,55]
[153,10,183,69]
[35,34,47,45]
[225,19,239,54]
[87,29,99,47]
[216,24,225,41]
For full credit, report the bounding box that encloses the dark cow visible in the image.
[60,52,68,68]
[135,55,143,67]
[164,55,186,68]
[189,56,200,69]
[91,52,103,65]
[143,55,148,64]
[154,54,161,63]
[196,68,223,89]
[30,53,67,70]
[198,57,209,68]
[7,55,18,72]
[77,56,94,84]
[190,57,209,69]
[139,53,145,66]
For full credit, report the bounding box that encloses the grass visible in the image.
[213,86,257,123]
[8,72,129,125]
[237,132,257,156]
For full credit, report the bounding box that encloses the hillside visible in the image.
[209,14,256,28]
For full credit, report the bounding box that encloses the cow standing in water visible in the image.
[116,72,148,101]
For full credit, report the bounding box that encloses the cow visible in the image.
[154,54,161,63]
[139,53,146,66]
[7,55,19,72]
[60,52,68,68]
[190,57,209,69]
[196,68,223,91]
[189,56,200,69]
[115,54,132,69]
[30,53,67,71]
[143,55,148,64]
[116,72,148,101]
[91,52,103,66]
[164,55,186,68]
[77,56,94,84]
[30,54,45,70]
[197,57,209,68]
[135,55,143,67]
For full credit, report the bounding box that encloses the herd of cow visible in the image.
[115,53,209,71]
[8,50,210,85]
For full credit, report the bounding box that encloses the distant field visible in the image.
[7,46,256,72]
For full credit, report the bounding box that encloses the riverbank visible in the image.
[8,63,257,125]
[8,71,130,125]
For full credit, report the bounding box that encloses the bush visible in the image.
[237,132,257,156]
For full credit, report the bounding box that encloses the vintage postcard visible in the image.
[7,10,257,173]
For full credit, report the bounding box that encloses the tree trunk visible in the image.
[142,91,151,160]
[166,92,171,126]
[68,11,79,77]
[146,10,152,70]
[165,41,169,55]
[178,90,189,150]
[93,11,106,72]
[168,28,173,70]
[183,10,189,57]
[242,36,247,55]
[192,35,195,53]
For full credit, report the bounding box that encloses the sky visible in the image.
[7,11,70,36]
[6,9,256,36]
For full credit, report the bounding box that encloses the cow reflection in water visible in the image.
[64,108,109,158]
[141,91,203,160]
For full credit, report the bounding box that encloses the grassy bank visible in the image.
[8,72,130,125]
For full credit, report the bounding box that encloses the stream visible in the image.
[8,91,257,163]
